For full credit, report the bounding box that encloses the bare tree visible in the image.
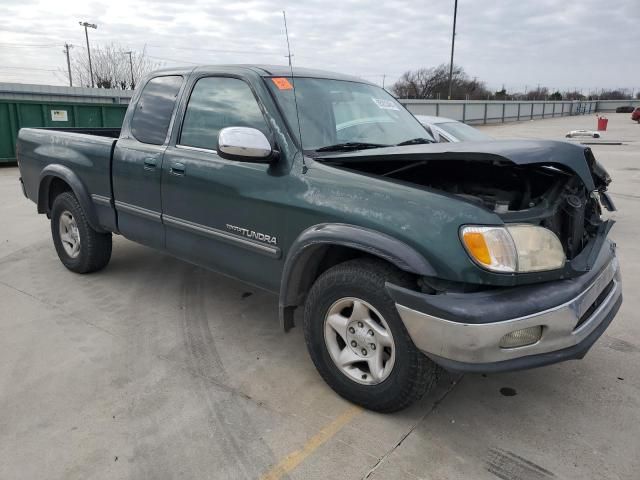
[391,64,491,100]
[596,89,632,100]
[71,44,160,89]
[524,87,549,100]
[563,90,585,101]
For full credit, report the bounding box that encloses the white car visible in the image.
[415,115,492,143]
[565,129,601,139]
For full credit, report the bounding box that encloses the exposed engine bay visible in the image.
[319,155,614,261]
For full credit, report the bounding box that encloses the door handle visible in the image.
[143,158,157,170]
[170,162,186,176]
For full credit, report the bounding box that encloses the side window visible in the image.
[131,76,183,145]
[179,77,268,151]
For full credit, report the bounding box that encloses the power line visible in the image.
[0,42,62,48]
[0,66,60,72]
[146,55,200,65]
[145,44,281,56]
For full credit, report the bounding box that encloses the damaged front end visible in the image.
[313,139,623,372]
[316,140,615,280]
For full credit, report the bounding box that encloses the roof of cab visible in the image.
[248,65,368,83]
[147,64,371,84]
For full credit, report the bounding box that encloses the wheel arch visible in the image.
[38,164,104,232]
[279,223,436,331]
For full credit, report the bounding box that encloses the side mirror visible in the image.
[217,127,273,162]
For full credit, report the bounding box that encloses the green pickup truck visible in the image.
[16,65,622,412]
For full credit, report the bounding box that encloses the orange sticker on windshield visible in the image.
[271,77,293,90]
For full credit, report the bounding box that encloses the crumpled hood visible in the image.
[317,139,609,191]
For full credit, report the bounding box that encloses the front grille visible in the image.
[574,280,615,330]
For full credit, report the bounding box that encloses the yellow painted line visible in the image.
[261,405,362,480]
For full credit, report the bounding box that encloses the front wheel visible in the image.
[51,192,112,273]
[303,258,439,412]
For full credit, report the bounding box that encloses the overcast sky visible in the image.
[1,0,639,93]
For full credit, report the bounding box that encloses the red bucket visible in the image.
[597,116,608,131]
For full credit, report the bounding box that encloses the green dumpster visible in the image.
[0,100,127,164]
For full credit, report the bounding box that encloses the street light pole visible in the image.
[124,51,134,88]
[447,0,458,100]
[79,21,97,87]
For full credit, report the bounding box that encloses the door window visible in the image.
[130,75,183,145]
[179,77,268,151]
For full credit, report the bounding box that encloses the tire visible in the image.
[50,192,112,273]
[303,258,439,412]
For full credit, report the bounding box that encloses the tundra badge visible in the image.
[226,224,278,245]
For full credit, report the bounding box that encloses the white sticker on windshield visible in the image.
[371,97,400,111]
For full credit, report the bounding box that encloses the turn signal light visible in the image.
[460,226,517,272]
[462,232,491,265]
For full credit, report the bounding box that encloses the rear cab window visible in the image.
[131,75,184,145]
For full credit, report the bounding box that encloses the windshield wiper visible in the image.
[396,137,434,146]
[315,142,389,153]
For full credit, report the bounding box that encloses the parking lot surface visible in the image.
[1,114,638,479]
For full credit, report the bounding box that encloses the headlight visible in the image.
[461,224,565,273]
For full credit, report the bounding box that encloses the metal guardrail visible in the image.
[399,99,640,124]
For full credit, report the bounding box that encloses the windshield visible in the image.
[437,122,492,141]
[266,77,433,152]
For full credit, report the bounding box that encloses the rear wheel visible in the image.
[303,258,439,412]
[51,192,112,273]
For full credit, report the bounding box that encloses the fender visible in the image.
[38,164,105,233]
[278,223,436,330]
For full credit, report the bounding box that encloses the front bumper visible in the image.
[388,242,622,373]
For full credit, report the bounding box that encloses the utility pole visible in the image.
[63,43,73,87]
[382,74,386,90]
[447,0,458,100]
[124,51,134,88]
[79,21,98,87]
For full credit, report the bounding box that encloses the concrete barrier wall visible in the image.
[399,99,640,124]
[399,99,604,124]
[595,100,640,112]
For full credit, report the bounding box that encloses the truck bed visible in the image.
[18,128,117,228]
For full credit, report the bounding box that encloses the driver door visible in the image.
[161,75,286,292]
